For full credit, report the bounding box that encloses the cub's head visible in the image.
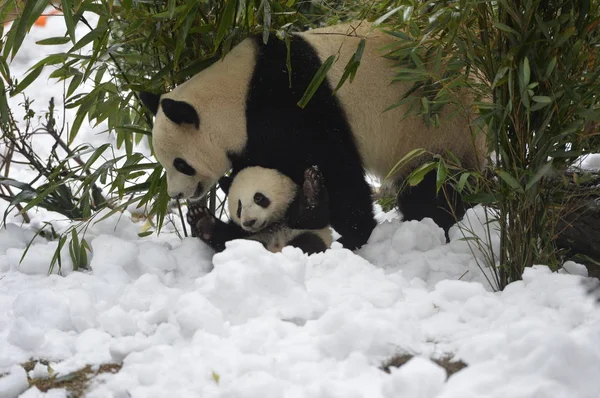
[221,167,297,233]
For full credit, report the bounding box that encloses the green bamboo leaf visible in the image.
[69,25,106,53]
[0,80,9,126]
[496,170,524,193]
[168,0,177,18]
[69,111,86,145]
[262,0,271,44]
[215,0,238,50]
[8,0,48,59]
[525,162,553,191]
[491,66,509,89]
[408,162,436,187]
[174,4,198,66]
[544,56,557,80]
[492,21,520,37]
[62,0,76,44]
[83,143,111,171]
[522,57,530,86]
[532,96,551,103]
[374,6,402,26]
[435,159,447,193]
[333,38,365,94]
[457,172,472,193]
[12,65,43,95]
[297,55,336,109]
[36,36,71,45]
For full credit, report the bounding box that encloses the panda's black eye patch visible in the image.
[254,192,270,208]
[237,200,242,219]
[173,158,196,176]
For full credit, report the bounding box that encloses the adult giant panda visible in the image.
[140,21,486,250]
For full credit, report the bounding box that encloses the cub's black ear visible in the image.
[160,98,200,129]
[219,176,233,194]
[138,91,161,115]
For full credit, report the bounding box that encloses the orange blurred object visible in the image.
[34,16,48,27]
[3,8,62,27]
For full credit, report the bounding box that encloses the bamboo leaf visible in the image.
[457,172,472,193]
[435,159,447,193]
[333,38,365,94]
[544,56,557,80]
[408,162,436,187]
[262,0,271,44]
[69,25,106,53]
[496,170,524,193]
[297,55,336,109]
[12,65,44,95]
[525,162,553,191]
[36,36,71,45]
[532,96,551,103]
[374,6,402,26]
[215,0,238,50]
[9,0,48,59]
[69,111,86,145]
[493,21,520,37]
[62,0,76,44]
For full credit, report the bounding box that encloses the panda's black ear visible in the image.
[138,91,161,115]
[219,176,233,194]
[160,98,200,129]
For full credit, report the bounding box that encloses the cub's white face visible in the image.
[228,167,297,232]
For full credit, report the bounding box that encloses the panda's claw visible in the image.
[303,165,323,208]
[186,204,216,240]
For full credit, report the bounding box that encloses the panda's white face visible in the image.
[152,108,228,200]
[227,167,297,232]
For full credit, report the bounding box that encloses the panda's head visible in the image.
[223,167,297,232]
[138,40,255,200]
[139,89,247,200]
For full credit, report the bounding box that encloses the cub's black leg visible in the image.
[186,203,247,252]
[396,170,465,242]
[287,232,327,255]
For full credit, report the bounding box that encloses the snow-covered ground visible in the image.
[1,12,600,398]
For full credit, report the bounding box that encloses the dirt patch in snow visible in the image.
[382,354,468,377]
[23,360,122,397]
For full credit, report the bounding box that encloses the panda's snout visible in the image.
[243,218,257,228]
[171,192,183,200]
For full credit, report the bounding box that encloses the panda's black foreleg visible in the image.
[396,169,466,242]
[186,204,248,252]
[287,232,327,255]
[326,171,377,251]
[287,165,330,229]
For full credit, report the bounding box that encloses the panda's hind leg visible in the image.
[395,170,466,242]
[287,232,327,255]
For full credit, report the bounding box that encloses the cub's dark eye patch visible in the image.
[237,200,242,219]
[254,192,271,208]
[173,158,196,176]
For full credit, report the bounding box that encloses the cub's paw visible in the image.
[303,165,324,208]
[186,204,216,242]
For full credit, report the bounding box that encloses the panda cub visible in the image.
[187,166,332,255]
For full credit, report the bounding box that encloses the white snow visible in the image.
[0,11,599,398]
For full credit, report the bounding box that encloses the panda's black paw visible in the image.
[303,165,324,208]
[186,204,216,242]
